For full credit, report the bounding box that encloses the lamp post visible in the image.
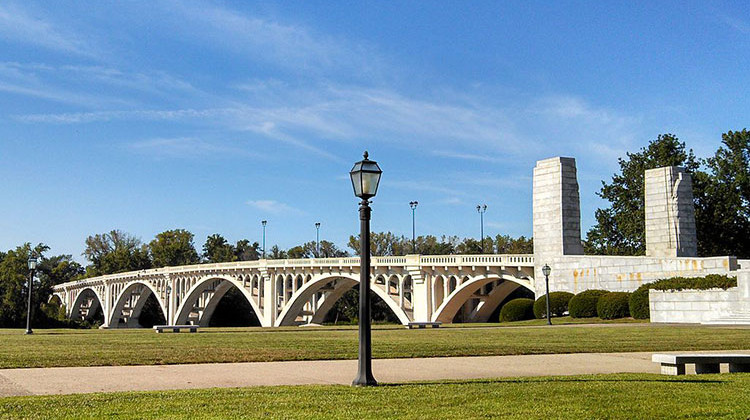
[165,285,172,325]
[315,222,321,257]
[25,253,38,335]
[409,201,418,253]
[349,151,382,387]
[477,204,487,253]
[542,264,552,326]
[261,220,267,259]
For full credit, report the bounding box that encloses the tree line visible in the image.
[585,129,750,258]
[1,128,746,328]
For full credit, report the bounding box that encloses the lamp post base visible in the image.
[25,329,33,335]
[352,375,378,387]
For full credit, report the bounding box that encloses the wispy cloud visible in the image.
[128,137,263,160]
[0,4,96,56]
[246,199,304,215]
[718,14,750,34]
[431,150,506,163]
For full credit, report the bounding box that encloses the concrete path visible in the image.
[0,351,699,397]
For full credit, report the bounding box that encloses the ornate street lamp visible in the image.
[349,151,382,387]
[261,220,267,259]
[26,253,38,335]
[409,201,418,254]
[477,204,487,253]
[315,222,321,257]
[542,264,552,326]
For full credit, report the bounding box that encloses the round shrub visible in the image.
[499,298,535,322]
[533,292,574,319]
[629,286,651,319]
[568,290,609,318]
[596,292,631,319]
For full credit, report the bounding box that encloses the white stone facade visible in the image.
[649,270,750,324]
[644,166,698,257]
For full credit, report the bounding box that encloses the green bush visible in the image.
[597,292,631,319]
[533,292,574,319]
[568,290,609,318]
[629,287,651,319]
[499,298,535,322]
[629,274,737,319]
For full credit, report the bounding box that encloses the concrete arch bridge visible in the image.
[51,254,535,328]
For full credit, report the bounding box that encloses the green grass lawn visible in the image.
[1,373,749,419]
[0,322,747,369]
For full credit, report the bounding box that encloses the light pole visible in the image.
[409,201,418,253]
[261,220,267,259]
[349,151,382,387]
[25,253,38,335]
[542,264,552,326]
[165,285,172,325]
[477,204,487,253]
[315,222,321,257]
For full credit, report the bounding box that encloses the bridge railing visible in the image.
[53,254,535,290]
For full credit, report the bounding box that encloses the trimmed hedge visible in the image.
[533,292,574,319]
[629,274,737,319]
[568,290,609,318]
[597,292,631,319]
[499,298,535,322]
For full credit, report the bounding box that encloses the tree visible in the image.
[288,241,349,258]
[268,245,287,259]
[150,229,200,268]
[235,239,260,261]
[695,129,750,258]
[348,232,408,256]
[83,230,151,276]
[494,234,533,254]
[202,234,236,263]
[0,243,46,327]
[585,134,701,255]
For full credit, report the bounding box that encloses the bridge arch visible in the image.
[70,287,105,322]
[108,281,166,328]
[175,275,266,327]
[432,274,533,323]
[275,273,411,327]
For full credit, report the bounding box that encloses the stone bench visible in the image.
[407,322,442,329]
[153,325,199,333]
[652,354,750,375]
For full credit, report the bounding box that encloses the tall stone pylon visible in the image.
[644,166,697,257]
[533,157,584,258]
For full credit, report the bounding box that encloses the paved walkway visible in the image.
[7,350,747,397]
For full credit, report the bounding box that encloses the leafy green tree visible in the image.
[494,234,533,254]
[268,245,287,259]
[0,243,77,328]
[150,229,200,268]
[456,237,485,254]
[288,241,349,258]
[202,234,236,263]
[695,129,750,258]
[585,134,701,255]
[348,232,409,256]
[235,239,260,261]
[83,230,151,276]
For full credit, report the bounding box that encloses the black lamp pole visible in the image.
[409,201,418,253]
[477,204,487,253]
[542,264,552,326]
[350,151,381,387]
[25,254,38,335]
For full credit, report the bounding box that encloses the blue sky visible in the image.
[1,1,748,262]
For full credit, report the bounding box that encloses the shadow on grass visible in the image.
[376,376,727,388]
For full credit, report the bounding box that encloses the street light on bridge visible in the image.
[25,253,38,335]
[350,150,382,387]
[261,220,267,259]
[409,201,418,254]
[315,222,321,257]
[477,204,487,253]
